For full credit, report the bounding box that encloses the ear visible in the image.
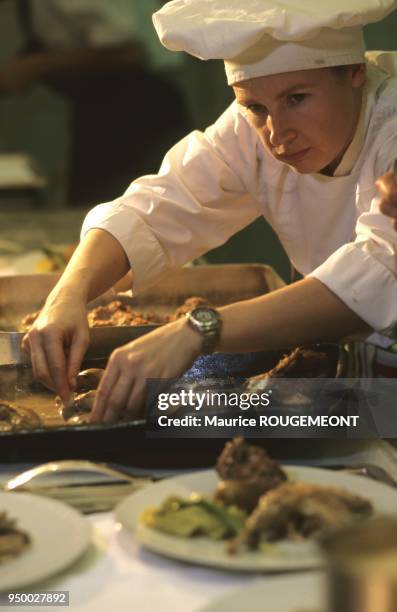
[351,63,366,88]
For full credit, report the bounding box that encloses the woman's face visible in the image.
[233,65,366,175]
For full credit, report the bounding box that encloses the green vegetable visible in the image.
[141,494,247,540]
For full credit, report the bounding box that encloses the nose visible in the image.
[266,114,297,148]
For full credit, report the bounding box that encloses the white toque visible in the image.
[153,0,397,84]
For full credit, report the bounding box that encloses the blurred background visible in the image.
[0,1,395,281]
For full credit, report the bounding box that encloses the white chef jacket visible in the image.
[81,52,397,332]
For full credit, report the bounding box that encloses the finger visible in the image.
[124,379,146,421]
[21,333,31,356]
[90,363,121,423]
[102,374,135,423]
[28,334,52,390]
[43,333,70,402]
[67,332,89,391]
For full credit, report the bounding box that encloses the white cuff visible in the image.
[81,201,168,292]
[309,243,397,332]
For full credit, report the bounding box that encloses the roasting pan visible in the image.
[0,265,352,465]
[0,264,284,364]
[0,264,288,464]
[0,344,350,465]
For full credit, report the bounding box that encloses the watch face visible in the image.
[192,307,218,324]
[187,307,220,353]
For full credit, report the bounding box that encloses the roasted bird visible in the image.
[245,346,334,392]
[229,481,373,552]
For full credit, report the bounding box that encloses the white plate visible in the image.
[116,466,397,572]
[0,492,91,590]
[200,572,324,612]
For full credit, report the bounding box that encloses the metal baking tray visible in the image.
[0,266,357,467]
[0,345,341,469]
[0,264,289,465]
[0,344,348,466]
[0,351,285,465]
[0,264,284,364]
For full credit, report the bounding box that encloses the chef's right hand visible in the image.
[22,293,89,403]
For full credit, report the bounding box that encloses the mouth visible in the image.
[276,148,311,164]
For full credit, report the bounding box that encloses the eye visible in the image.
[246,104,267,116]
[286,93,307,107]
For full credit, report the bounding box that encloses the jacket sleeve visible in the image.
[309,130,397,332]
[81,102,262,292]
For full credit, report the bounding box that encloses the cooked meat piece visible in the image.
[57,368,103,423]
[265,348,333,378]
[168,296,209,321]
[246,347,334,392]
[0,512,30,561]
[213,480,268,513]
[230,482,373,552]
[73,390,96,413]
[58,390,96,422]
[21,296,215,331]
[0,401,41,432]
[20,300,165,331]
[216,438,287,486]
[75,368,105,393]
[87,300,164,327]
[214,438,287,511]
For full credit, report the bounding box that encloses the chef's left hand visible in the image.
[90,317,202,423]
[376,167,397,229]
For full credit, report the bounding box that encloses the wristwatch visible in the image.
[186,306,221,354]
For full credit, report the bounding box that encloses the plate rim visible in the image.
[0,491,92,590]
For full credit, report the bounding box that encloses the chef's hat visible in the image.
[152,0,397,84]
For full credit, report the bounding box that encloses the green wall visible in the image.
[364,10,397,50]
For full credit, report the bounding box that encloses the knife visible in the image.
[4,482,145,514]
[4,460,154,513]
[326,463,397,489]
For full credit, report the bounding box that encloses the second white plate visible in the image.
[116,466,397,572]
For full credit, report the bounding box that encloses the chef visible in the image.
[23,0,397,423]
